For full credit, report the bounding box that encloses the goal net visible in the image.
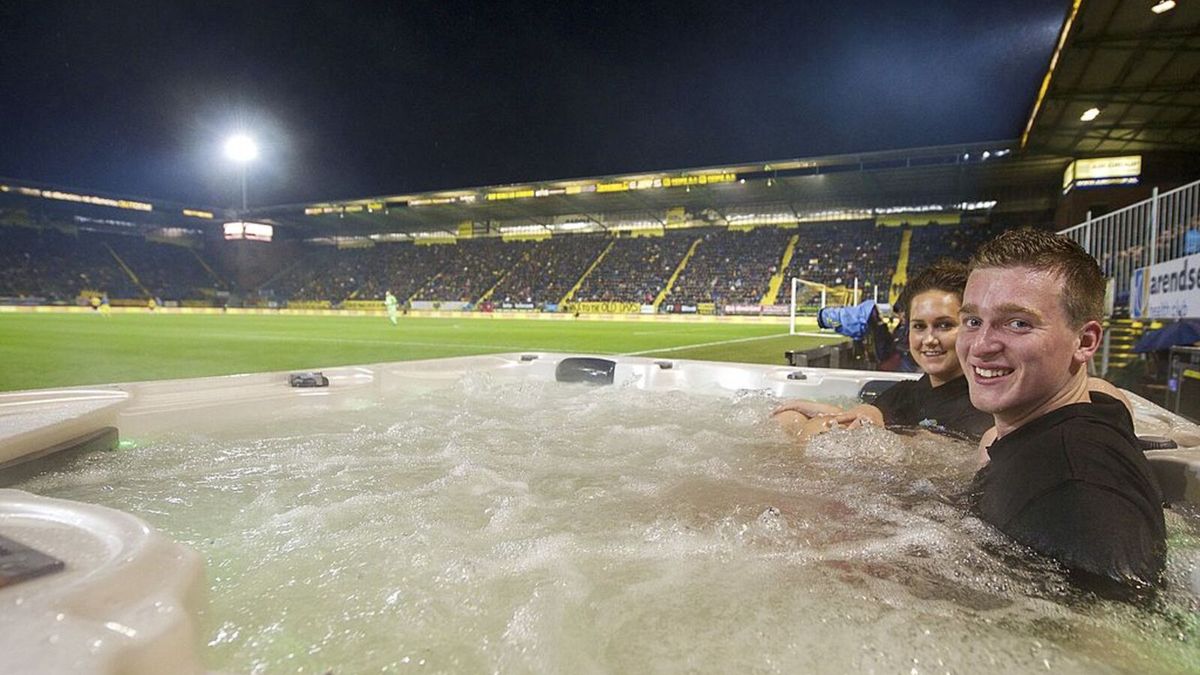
[788,277,868,335]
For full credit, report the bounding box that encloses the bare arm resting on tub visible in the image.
[771,401,885,441]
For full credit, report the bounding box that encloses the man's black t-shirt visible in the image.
[870,374,993,440]
[968,392,1166,591]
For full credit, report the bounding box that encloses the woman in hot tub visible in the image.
[773,259,992,442]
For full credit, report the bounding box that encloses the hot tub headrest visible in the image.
[289,372,329,388]
[858,379,900,403]
[0,533,64,588]
[1137,435,1178,451]
[555,357,616,385]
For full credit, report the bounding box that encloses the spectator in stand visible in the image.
[784,221,901,301]
[668,227,791,305]
[489,234,609,306]
[575,231,694,304]
[906,221,1006,273]
[0,226,224,303]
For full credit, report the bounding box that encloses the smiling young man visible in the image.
[958,229,1166,594]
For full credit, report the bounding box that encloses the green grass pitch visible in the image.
[0,313,840,392]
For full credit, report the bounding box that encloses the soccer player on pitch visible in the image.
[385,291,400,326]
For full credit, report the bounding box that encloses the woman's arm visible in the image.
[834,404,885,428]
[770,400,846,418]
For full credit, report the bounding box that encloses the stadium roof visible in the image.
[1022,0,1200,155]
[0,179,223,232]
[2,142,1071,239]
[250,141,1069,237]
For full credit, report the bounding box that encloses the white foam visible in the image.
[10,378,1200,673]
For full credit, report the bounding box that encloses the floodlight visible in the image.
[1152,1,1176,14]
[1080,107,1101,122]
[223,134,258,163]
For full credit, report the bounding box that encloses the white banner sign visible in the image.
[1130,252,1200,319]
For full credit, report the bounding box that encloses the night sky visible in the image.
[0,0,1068,208]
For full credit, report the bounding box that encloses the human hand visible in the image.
[771,400,844,418]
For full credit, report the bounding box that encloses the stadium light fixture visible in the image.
[223,134,258,212]
[1080,107,1102,122]
[223,134,258,163]
[1152,1,1176,14]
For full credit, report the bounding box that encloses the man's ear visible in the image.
[1075,319,1103,363]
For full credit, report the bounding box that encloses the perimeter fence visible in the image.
[1059,178,1200,313]
[1058,177,1200,375]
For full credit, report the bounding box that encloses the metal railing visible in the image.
[1059,178,1200,311]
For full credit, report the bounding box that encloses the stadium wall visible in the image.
[0,304,794,324]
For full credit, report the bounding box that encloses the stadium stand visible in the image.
[905,221,1007,272]
[103,233,224,300]
[3,218,1023,311]
[574,230,696,304]
[265,243,443,303]
[667,227,792,305]
[783,221,901,296]
[266,246,364,303]
[0,226,221,302]
[413,238,534,304]
[0,227,124,301]
[353,244,444,302]
[489,233,610,306]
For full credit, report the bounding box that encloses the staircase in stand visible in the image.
[1103,318,1155,374]
[887,228,913,305]
[560,238,616,305]
[761,233,799,306]
[653,236,703,310]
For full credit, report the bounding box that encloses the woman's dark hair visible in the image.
[897,259,968,314]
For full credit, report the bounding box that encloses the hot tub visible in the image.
[2,353,1199,673]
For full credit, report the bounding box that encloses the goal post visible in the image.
[788,277,878,334]
[789,277,831,335]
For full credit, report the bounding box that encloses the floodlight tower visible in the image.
[223,134,258,213]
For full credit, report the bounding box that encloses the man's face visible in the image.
[956,266,1095,428]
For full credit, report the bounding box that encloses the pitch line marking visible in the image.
[621,331,839,356]
[196,330,839,356]
[620,333,788,356]
[199,332,517,351]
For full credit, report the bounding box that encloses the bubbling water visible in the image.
[12,372,1200,674]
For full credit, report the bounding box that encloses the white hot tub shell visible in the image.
[2,353,1199,673]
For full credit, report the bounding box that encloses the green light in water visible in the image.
[117,440,137,450]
